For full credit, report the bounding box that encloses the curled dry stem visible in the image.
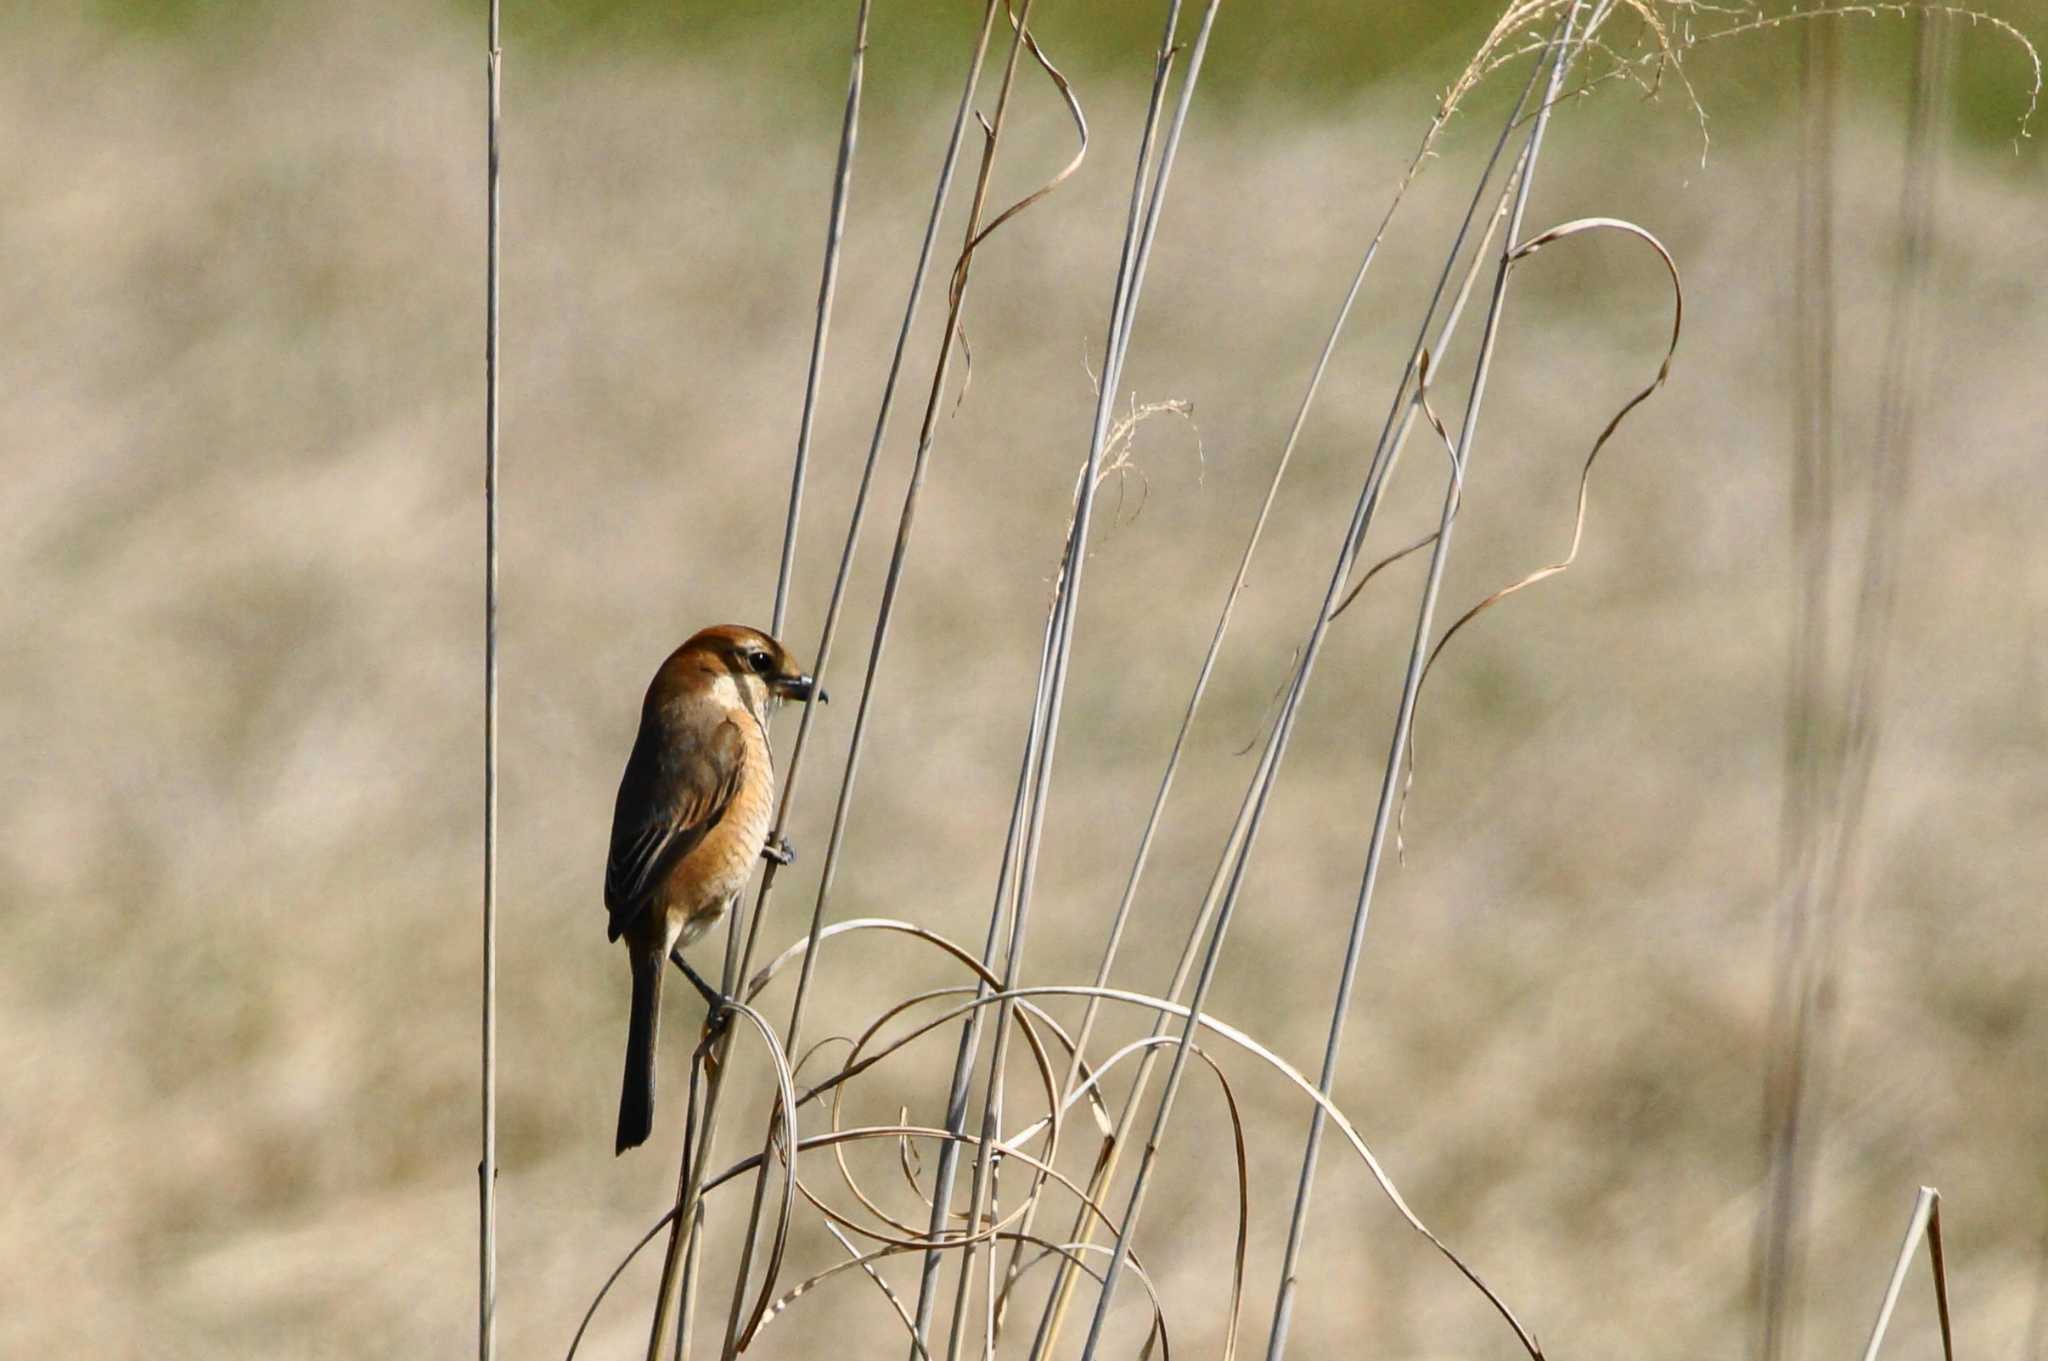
[1392,216,1683,853]
[578,949,1533,1359]
[814,979,1542,1357]
[753,1232,1171,1361]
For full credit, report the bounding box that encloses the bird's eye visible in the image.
[748,651,773,674]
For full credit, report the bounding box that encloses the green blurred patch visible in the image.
[77,0,2044,150]
[90,0,278,37]
[473,0,1514,97]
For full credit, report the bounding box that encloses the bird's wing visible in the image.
[605,714,747,940]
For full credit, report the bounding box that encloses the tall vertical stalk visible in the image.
[1075,8,1594,1358]
[1755,16,1951,1361]
[1258,13,1620,1356]
[479,2,502,1357]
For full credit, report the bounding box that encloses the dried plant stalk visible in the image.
[479,2,502,1357]
[534,7,2031,1360]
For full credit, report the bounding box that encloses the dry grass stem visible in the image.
[493,3,2043,1356]
[479,2,503,1357]
[1856,1187,1952,1361]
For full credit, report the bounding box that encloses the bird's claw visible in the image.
[670,949,735,1034]
[698,1005,733,1055]
[761,834,796,867]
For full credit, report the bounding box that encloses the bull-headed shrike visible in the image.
[605,624,823,1154]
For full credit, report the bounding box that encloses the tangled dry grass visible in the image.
[3,2,2045,1359]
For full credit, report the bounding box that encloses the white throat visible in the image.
[705,673,747,713]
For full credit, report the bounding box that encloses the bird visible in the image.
[605,623,823,1154]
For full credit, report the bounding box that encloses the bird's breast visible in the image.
[664,711,775,928]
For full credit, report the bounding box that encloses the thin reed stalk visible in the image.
[704,6,877,1347]
[645,5,926,1357]
[1827,0,1951,977]
[1077,11,1596,1359]
[772,0,870,643]
[906,592,1061,1355]
[1258,12,1634,1350]
[1754,15,1952,1361]
[1754,24,1840,1361]
[479,2,502,1357]
[547,8,2026,1359]
[714,3,1075,1354]
[930,4,1217,1355]
[1025,35,1552,1356]
[1857,1188,1952,1361]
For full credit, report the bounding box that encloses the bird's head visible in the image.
[671,623,825,715]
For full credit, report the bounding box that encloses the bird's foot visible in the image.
[669,949,735,1036]
[698,1007,731,1082]
[760,834,796,868]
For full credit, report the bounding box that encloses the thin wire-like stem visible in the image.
[1824,0,1949,985]
[573,948,1533,1352]
[695,981,1534,1347]
[1260,15,1623,1352]
[701,14,874,1347]
[905,596,1060,1356]
[651,4,935,1355]
[723,0,1001,1062]
[714,5,1045,1352]
[778,0,1040,1057]
[1857,1188,1952,1361]
[1077,11,1592,1359]
[1780,13,1839,895]
[771,0,870,642]
[711,999,812,1356]
[479,2,501,1357]
[1756,17,1950,1361]
[1755,25,1839,1361]
[936,5,1215,1354]
[1028,31,1549,1361]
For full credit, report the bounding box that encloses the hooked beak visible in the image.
[772,672,827,704]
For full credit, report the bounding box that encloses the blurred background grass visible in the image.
[3,2,2044,1358]
[79,0,2048,141]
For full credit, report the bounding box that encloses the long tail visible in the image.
[615,948,662,1154]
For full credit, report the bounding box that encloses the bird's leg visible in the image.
[668,948,733,1038]
[760,834,796,867]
